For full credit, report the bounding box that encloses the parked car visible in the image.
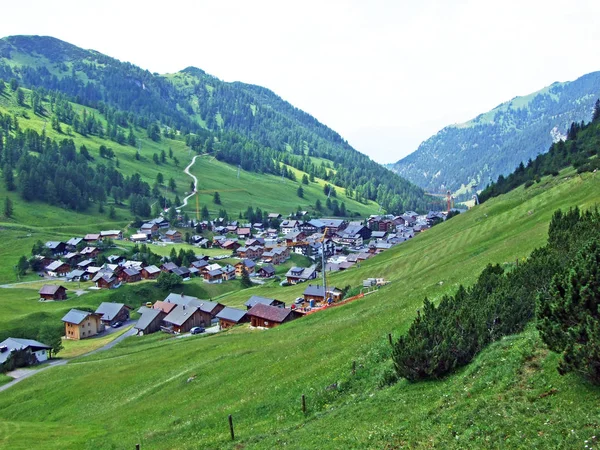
[111,321,122,328]
[190,327,205,335]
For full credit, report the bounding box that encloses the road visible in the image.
[0,324,137,393]
[178,154,200,209]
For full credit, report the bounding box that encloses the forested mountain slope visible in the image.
[0,35,436,214]
[392,71,600,195]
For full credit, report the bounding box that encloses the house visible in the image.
[221,264,236,281]
[244,295,286,309]
[45,241,67,255]
[65,237,83,250]
[336,224,371,243]
[120,268,141,283]
[84,233,101,243]
[77,259,94,270]
[107,255,126,265]
[131,233,150,242]
[45,260,71,277]
[140,223,159,236]
[303,284,343,303]
[252,223,264,231]
[100,230,123,240]
[280,219,300,235]
[141,265,161,279]
[153,300,177,315]
[235,259,256,276]
[268,213,282,220]
[221,240,241,251]
[80,246,100,258]
[319,219,348,236]
[285,266,317,284]
[95,302,131,326]
[173,266,191,279]
[257,264,276,278]
[161,293,225,332]
[226,225,238,234]
[371,231,387,240]
[39,285,67,301]
[161,262,179,273]
[190,259,209,271]
[165,230,182,242]
[216,307,249,329]
[285,231,306,246]
[237,246,263,260]
[246,238,265,247]
[261,246,290,265]
[204,268,223,283]
[0,338,52,369]
[65,269,87,282]
[369,242,393,254]
[237,227,252,239]
[150,217,170,229]
[135,307,166,335]
[62,309,104,340]
[246,303,298,328]
[93,272,118,289]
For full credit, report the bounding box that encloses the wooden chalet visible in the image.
[45,260,71,277]
[120,268,141,283]
[80,246,100,258]
[235,259,256,276]
[141,265,161,279]
[165,230,183,242]
[95,302,131,326]
[62,309,104,340]
[246,303,298,328]
[39,285,67,300]
[257,264,276,278]
[83,233,101,243]
[237,227,252,239]
[244,295,286,310]
[45,241,67,255]
[216,307,249,330]
[134,307,166,335]
[303,284,343,303]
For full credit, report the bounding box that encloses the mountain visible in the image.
[391,71,600,195]
[0,35,436,214]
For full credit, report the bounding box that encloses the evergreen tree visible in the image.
[302,174,309,185]
[4,167,15,191]
[190,181,195,192]
[153,153,160,165]
[169,147,173,158]
[315,199,322,211]
[4,197,13,218]
[16,255,28,276]
[16,88,25,106]
[201,205,210,220]
[9,78,18,91]
[109,205,116,219]
[213,191,221,205]
[593,99,600,123]
[160,149,166,163]
[240,268,253,288]
[38,323,63,358]
[156,173,164,185]
[127,127,136,146]
[297,185,304,198]
[169,178,176,192]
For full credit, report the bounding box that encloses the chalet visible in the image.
[252,223,264,230]
[285,231,306,246]
[237,227,251,239]
[190,259,209,271]
[247,303,298,328]
[235,259,256,276]
[226,225,238,234]
[369,242,393,254]
[62,309,104,340]
[371,231,387,240]
[149,217,170,229]
[162,293,225,329]
[237,246,263,260]
[39,285,67,301]
[162,304,204,333]
[65,269,87,282]
[93,272,118,289]
[216,307,249,329]
[100,230,123,240]
[141,265,161,279]
[80,247,100,258]
[77,259,94,270]
[45,241,67,255]
[244,295,285,309]
[161,262,179,273]
[280,220,300,235]
[45,260,71,277]
[140,223,159,236]
[153,300,177,315]
[95,302,131,326]
[261,246,290,265]
[221,264,236,281]
[204,268,223,283]
[195,253,211,261]
[303,284,343,303]
[257,264,275,278]
[65,237,83,250]
[189,267,200,277]
[165,230,182,242]
[400,214,416,227]
[268,213,282,220]
[120,268,141,283]
[337,224,371,242]
[63,252,81,266]
[84,233,101,243]
[221,240,241,251]
[285,266,317,285]
[319,219,347,236]
[131,233,150,242]
[135,307,166,335]
[204,263,222,273]
[0,338,52,369]
[246,238,265,247]
[173,267,191,279]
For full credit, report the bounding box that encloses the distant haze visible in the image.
[2,0,600,163]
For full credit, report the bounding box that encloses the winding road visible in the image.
[177,154,200,209]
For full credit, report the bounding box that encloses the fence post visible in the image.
[301,394,306,413]
[228,414,234,440]
[352,360,356,375]
[135,445,140,450]
[388,333,393,346]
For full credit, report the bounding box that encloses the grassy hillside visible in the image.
[0,168,598,448]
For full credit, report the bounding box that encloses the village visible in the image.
[1,210,447,369]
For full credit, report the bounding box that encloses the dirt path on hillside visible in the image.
[177,155,200,209]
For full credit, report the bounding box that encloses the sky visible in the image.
[2,0,600,163]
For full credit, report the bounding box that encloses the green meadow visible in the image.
[0,168,598,448]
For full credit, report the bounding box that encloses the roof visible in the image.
[131,233,149,240]
[84,233,100,240]
[237,259,256,268]
[62,309,97,325]
[247,303,292,323]
[245,295,278,308]
[0,338,51,364]
[123,268,140,277]
[207,269,223,277]
[95,302,128,321]
[101,230,121,236]
[153,301,177,314]
[216,307,248,323]
[39,285,66,295]
[320,218,345,228]
[343,224,367,235]
[135,308,163,331]
[46,260,67,271]
[162,262,179,271]
[237,227,251,234]
[163,304,199,326]
[66,237,82,246]
[303,284,341,297]
[45,241,64,250]
[165,229,181,236]
[259,264,275,275]
[143,265,161,274]
[77,259,94,267]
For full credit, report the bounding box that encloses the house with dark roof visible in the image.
[280,219,301,235]
[246,303,299,328]
[162,293,225,326]
[134,307,166,335]
[45,241,67,255]
[162,304,206,333]
[66,237,83,249]
[80,246,100,258]
[221,264,236,281]
[244,295,286,310]
[141,265,161,279]
[62,309,104,340]
[100,230,123,240]
[285,266,317,285]
[95,302,131,326]
[235,259,256,276]
[303,284,343,304]
[257,264,276,278]
[161,262,179,273]
[120,268,141,283]
[39,285,67,301]
[93,271,119,289]
[216,307,249,329]
[45,260,71,277]
[203,268,223,283]
[0,338,52,369]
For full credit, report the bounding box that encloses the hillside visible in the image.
[391,71,600,195]
[0,164,598,448]
[0,35,436,214]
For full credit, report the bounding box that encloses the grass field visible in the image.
[0,169,598,448]
[60,325,134,358]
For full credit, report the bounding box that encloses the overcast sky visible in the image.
[2,0,600,163]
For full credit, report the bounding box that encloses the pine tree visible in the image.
[302,174,309,185]
[4,197,13,218]
[109,205,116,219]
[593,99,600,123]
[297,185,304,198]
[213,191,221,205]
[240,268,253,288]
[169,178,176,192]
[16,255,28,276]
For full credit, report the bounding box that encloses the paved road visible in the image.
[175,324,220,339]
[178,154,200,209]
[0,324,137,393]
